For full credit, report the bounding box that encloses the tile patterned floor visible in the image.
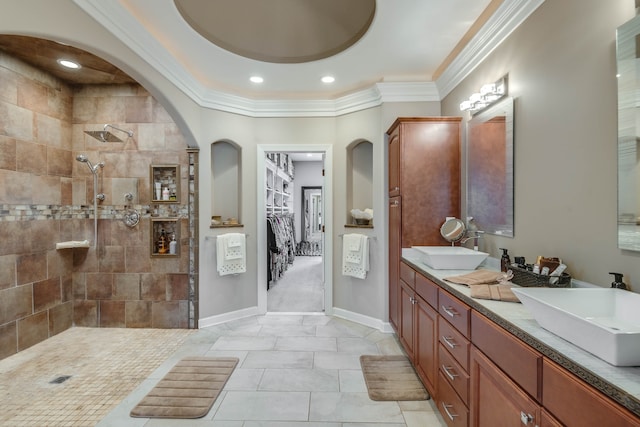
[0,315,447,426]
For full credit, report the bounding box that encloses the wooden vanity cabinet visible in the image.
[388,196,401,332]
[397,262,439,396]
[388,130,400,197]
[393,263,640,427]
[471,312,541,400]
[542,359,640,427]
[399,262,416,359]
[414,274,439,396]
[387,117,460,334]
[386,117,461,248]
[437,289,471,427]
[470,347,541,427]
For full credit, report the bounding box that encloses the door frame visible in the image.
[257,144,333,315]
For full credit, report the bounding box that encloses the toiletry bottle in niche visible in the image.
[169,233,177,255]
[499,248,511,272]
[158,229,168,254]
[162,187,170,201]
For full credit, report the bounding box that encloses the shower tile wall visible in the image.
[0,52,191,362]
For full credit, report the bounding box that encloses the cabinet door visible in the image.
[399,279,415,359]
[470,347,540,427]
[388,196,401,331]
[388,128,400,196]
[542,359,640,427]
[400,119,461,247]
[415,295,438,396]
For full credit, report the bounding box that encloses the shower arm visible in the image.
[104,124,134,138]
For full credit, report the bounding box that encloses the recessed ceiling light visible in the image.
[321,76,335,83]
[250,76,264,83]
[57,59,81,69]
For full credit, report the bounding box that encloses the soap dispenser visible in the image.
[499,248,511,272]
[609,272,627,290]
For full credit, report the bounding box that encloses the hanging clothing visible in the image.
[267,214,296,288]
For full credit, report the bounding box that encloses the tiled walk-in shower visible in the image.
[0,315,446,426]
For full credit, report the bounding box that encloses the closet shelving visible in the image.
[266,156,294,215]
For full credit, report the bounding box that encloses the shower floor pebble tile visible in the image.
[0,327,193,427]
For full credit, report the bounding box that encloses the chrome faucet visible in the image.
[461,230,484,250]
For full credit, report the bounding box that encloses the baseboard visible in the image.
[198,306,261,328]
[332,308,394,333]
[199,306,394,334]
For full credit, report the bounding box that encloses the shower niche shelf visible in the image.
[151,165,180,203]
[151,218,179,257]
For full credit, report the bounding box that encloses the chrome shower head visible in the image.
[84,124,134,143]
[76,154,88,162]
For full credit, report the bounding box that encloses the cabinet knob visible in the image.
[520,411,534,425]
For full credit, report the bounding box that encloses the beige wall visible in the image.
[442,0,639,288]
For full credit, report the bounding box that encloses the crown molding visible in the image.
[435,0,545,99]
[74,0,540,117]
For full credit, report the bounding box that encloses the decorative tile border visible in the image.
[0,204,188,221]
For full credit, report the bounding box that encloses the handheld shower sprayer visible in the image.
[75,154,103,174]
[75,154,106,248]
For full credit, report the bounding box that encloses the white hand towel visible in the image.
[223,233,245,260]
[342,234,369,279]
[216,233,246,276]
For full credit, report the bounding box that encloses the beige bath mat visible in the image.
[130,356,238,419]
[360,355,429,401]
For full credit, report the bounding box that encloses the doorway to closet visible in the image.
[260,147,330,314]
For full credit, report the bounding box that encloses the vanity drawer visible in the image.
[439,317,470,372]
[439,343,470,404]
[438,371,469,427]
[471,311,541,401]
[400,262,415,288]
[439,290,470,337]
[416,273,438,308]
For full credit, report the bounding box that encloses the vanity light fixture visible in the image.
[57,58,81,69]
[460,75,508,114]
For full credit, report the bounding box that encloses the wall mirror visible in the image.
[617,15,640,251]
[466,96,514,237]
[302,186,322,241]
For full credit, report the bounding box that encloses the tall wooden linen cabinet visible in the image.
[387,117,461,332]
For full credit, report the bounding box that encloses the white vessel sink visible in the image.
[512,287,640,366]
[411,246,489,270]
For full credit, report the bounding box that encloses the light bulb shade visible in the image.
[460,100,473,111]
[469,92,482,103]
[480,83,496,96]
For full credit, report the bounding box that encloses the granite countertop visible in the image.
[401,248,640,418]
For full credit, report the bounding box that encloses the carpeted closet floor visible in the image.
[268,255,324,312]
